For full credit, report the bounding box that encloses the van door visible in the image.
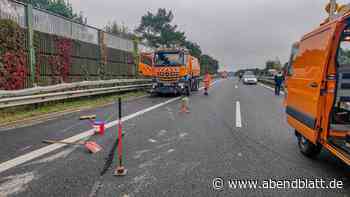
[332,24,350,129]
[286,25,336,143]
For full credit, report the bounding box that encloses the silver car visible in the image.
[242,74,258,85]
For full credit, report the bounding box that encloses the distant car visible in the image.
[242,74,258,85]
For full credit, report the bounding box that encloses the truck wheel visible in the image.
[190,80,195,91]
[185,86,191,96]
[191,79,198,91]
[297,133,322,158]
[194,79,199,91]
[150,92,158,97]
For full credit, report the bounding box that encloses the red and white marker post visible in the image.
[114,97,127,176]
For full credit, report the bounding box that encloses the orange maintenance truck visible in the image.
[285,3,350,165]
[138,52,154,77]
[139,48,200,96]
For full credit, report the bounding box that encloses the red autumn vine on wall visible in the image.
[34,33,42,84]
[49,37,72,84]
[0,19,27,90]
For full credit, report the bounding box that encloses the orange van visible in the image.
[285,11,350,165]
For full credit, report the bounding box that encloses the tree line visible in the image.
[235,58,287,77]
[107,8,220,74]
[18,0,86,23]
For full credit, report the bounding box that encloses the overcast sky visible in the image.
[70,0,345,71]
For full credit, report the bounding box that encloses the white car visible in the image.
[242,74,258,85]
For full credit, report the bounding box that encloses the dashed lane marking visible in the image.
[235,101,242,128]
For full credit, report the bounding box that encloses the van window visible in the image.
[337,36,350,66]
[287,43,299,76]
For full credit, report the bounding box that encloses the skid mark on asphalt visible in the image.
[179,132,188,138]
[176,162,200,176]
[113,170,158,196]
[136,132,188,168]
[157,129,167,137]
[0,171,36,197]
[148,138,157,143]
[25,146,78,166]
[133,149,151,160]
[138,156,162,169]
[131,171,157,194]
[165,107,175,121]
[132,130,180,161]
[88,180,102,197]
[19,145,32,152]
[160,132,189,144]
[138,147,178,169]
[156,142,171,149]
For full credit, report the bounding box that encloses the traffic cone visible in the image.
[180,97,190,113]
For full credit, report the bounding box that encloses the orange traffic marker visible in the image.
[180,97,190,113]
[85,141,103,153]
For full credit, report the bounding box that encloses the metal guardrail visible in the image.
[0,83,152,109]
[0,79,152,98]
[258,76,286,92]
[0,74,220,109]
[258,76,275,86]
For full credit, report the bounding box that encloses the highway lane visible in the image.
[0,95,176,163]
[0,78,349,197]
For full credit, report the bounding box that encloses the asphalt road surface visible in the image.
[0,78,349,197]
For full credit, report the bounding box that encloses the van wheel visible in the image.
[297,134,322,158]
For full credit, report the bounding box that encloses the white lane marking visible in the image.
[258,83,285,95]
[235,101,242,128]
[0,80,221,174]
[25,146,77,166]
[235,85,238,89]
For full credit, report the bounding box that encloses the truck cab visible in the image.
[151,48,200,96]
[285,10,350,165]
[138,52,154,77]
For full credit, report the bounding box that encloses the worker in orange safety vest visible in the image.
[203,72,212,95]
